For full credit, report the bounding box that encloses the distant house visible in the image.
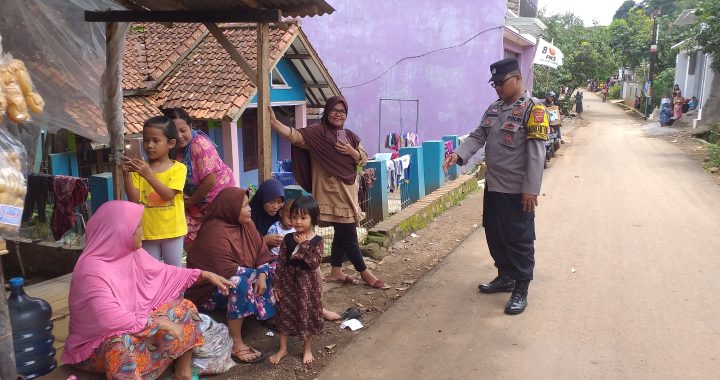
[300,0,544,155]
[121,22,340,187]
[673,9,715,126]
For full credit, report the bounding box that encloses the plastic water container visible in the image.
[7,277,57,379]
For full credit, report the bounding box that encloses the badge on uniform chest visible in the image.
[504,133,513,142]
[506,115,523,123]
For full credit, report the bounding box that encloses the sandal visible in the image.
[340,307,363,320]
[326,274,359,285]
[366,279,390,290]
[232,347,263,364]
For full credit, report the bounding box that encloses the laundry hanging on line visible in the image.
[386,154,411,192]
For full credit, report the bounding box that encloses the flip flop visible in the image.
[232,347,263,364]
[366,279,390,290]
[340,307,363,320]
[326,275,359,285]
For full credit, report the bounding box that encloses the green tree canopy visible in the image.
[614,1,637,20]
[695,0,720,72]
[607,8,653,70]
[533,11,616,93]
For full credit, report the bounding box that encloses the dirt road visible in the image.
[318,95,720,379]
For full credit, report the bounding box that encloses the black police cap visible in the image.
[489,58,520,82]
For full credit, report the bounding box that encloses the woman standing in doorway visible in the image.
[267,96,387,289]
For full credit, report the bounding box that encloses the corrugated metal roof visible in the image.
[115,0,334,18]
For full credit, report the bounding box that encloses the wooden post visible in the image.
[221,120,241,186]
[257,22,272,182]
[295,103,307,130]
[0,263,19,380]
[103,22,129,200]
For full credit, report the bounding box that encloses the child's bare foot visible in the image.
[269,349,288,365]
[303,350,315,364]
[323,308,341,321]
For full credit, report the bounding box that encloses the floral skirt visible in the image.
[201,265,276,320]
[76,299,204,380]
[184,204,208,243]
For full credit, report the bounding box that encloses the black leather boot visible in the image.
[504,281,529,315]
[478,274,515,293]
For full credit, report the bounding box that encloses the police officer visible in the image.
[443,58,548,315]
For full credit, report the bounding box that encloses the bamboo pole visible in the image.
[102,22,130,200]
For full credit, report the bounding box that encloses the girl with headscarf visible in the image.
[62,201,232,380]
[249,178,286,248]
[185,187,276,363]
[164,108,237,249]
[267,96,387,289]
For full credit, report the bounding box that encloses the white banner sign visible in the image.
[533,38,564,68]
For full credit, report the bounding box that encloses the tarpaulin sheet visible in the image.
[0,0,124,143]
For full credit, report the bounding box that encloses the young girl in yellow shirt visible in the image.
[123,116,187,267]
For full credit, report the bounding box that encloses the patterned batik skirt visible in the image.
[76,299,204,380]
[201,264,276,321]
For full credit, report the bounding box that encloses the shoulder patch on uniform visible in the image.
[526,105,549,141]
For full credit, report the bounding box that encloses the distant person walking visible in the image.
[575,91,584,115]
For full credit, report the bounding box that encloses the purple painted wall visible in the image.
[301,0,510,155]
[503,38,537,91]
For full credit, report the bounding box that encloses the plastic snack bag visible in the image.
[0,126,27,235]
[192,314,236,375]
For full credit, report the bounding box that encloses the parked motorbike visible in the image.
[544,125,561,168]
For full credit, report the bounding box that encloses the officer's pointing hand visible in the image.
[521,193,538,213]
[443,153,458,173]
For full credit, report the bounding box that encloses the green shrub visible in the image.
[709,143,720,168]
[654,68,675,100]
[609,85,622,100]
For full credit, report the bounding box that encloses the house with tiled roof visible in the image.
[120,21,340,186]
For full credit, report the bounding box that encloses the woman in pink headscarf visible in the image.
[62,201,232,380]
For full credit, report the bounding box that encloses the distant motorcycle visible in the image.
[544,126,561,168]
[543,102,562,168]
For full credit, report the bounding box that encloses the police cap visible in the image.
[489,58,520,82]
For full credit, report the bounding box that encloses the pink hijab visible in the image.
[62,201,201,364]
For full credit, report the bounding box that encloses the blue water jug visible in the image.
[7,277,57,379]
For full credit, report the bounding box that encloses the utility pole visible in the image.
[645,10,660,118]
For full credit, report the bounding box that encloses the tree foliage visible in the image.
[695,0,720,72]
[607,9,653,70]
[533,11,615,94]
[613,1,637,20]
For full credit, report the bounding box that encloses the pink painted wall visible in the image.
[301,0,515,154]
[503,38,537,92]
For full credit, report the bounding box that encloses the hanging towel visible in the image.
[50,176,89,240]
[386,159,396,192]
[22,173,53,223]
[444,140,454,157]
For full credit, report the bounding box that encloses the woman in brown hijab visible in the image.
[185,187,276,363]
[268,96,387,289]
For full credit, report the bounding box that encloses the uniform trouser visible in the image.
[483,189,536,281]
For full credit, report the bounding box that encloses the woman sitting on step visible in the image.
[62,201,231,380]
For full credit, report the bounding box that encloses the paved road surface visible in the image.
[319,95,720,379]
